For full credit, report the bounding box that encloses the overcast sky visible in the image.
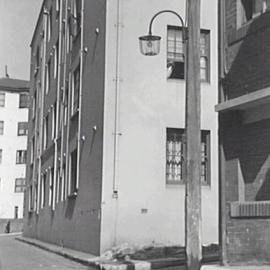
[0,0,43,80]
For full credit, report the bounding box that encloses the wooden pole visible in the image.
[185,0,202,269]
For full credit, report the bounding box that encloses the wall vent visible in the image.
[230,201,270,218]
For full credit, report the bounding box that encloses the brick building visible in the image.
[218,0,270,265]
[0,77,29,226]
[24,0,218,255]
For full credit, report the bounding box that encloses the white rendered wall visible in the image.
[101,0,218,252]
[0,92,28,219]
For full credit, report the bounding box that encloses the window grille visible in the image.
[166,128,211,185]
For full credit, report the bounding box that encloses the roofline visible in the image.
[30,0,46,48]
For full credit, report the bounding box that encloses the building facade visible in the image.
[24,0,218,255]
[218,0,270,265]
[0,77,29,221]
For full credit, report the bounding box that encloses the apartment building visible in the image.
[218,0,270,265]
[0,77,29,221]
[24,0,218,255]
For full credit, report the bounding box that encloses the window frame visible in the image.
[19,93,29,108]
[0,121,4,135]
[166,128,211,185]
[17,122,28,136]
[0,92,5,107]
[16,150,27,164]
[167,26,211,82]
[15,178,26,193]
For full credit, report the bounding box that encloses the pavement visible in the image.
[15,235,270,270]
[0,234,93,269]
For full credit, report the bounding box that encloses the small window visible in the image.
[19,93,29,108]
[0,93,5,107]
[45,60,51,94]
[18,122,28,136]
[70,0,81,37]
[238,0,270,26]
[49,167,55,208]
[14,206,19,219]
[43,115,49,150]
[72,65,80,115]
[166,128,211,185]
[47,7,52,41]
[0,121,4,135]
[54,42,58,79]
[41,174,46,208]
[16,150,27,164]
[167,26,210,82]
[70,149,78,194]
[15,178,26,193]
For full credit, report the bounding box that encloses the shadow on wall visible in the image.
[224,11,270,100]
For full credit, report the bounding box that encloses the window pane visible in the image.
[19,93,29,108]
[0,93,5,107]
[0,121,4,135]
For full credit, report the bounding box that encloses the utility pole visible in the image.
[185,0,202,269]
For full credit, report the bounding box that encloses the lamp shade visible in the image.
[139,35,161,56]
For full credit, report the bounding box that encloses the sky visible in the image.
[0,0,43,80]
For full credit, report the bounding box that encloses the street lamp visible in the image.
[139,3,202,270]
[139,10,186,56]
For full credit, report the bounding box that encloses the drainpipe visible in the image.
[60,0,68,200]
[76,0,85,191]
[65,2,72,197]
[37,7,48,212]
[111,0,122,247]
[52,0,64,208]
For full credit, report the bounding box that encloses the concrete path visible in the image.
[0,234,94,270]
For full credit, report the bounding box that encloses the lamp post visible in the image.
[139,1,202,270]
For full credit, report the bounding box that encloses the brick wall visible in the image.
[223,115,270,264]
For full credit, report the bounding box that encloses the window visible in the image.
[17,122,28,136]
[70,0,81,37]
[54,42,58,79]
[70,149,78,194]
[49,167,55,208]
[238,0,270,26]
[166,128,211,185]
[0,121,4,135]
[72,65,80,115]
[14,206,18,219]
[19,93,29,108]
[41,174,46,208]
[47,7,52,41]
[16,150,27,164]
[56,0,60,16]
[32,91,36,119]
[167,26,210,82]
[43,115,49,150]
[30,137,35,164]
[45,60,51,94]
[0,149,2,164]
[15,178,26,193]
[51,102,56,139]
[0,93,5,107]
